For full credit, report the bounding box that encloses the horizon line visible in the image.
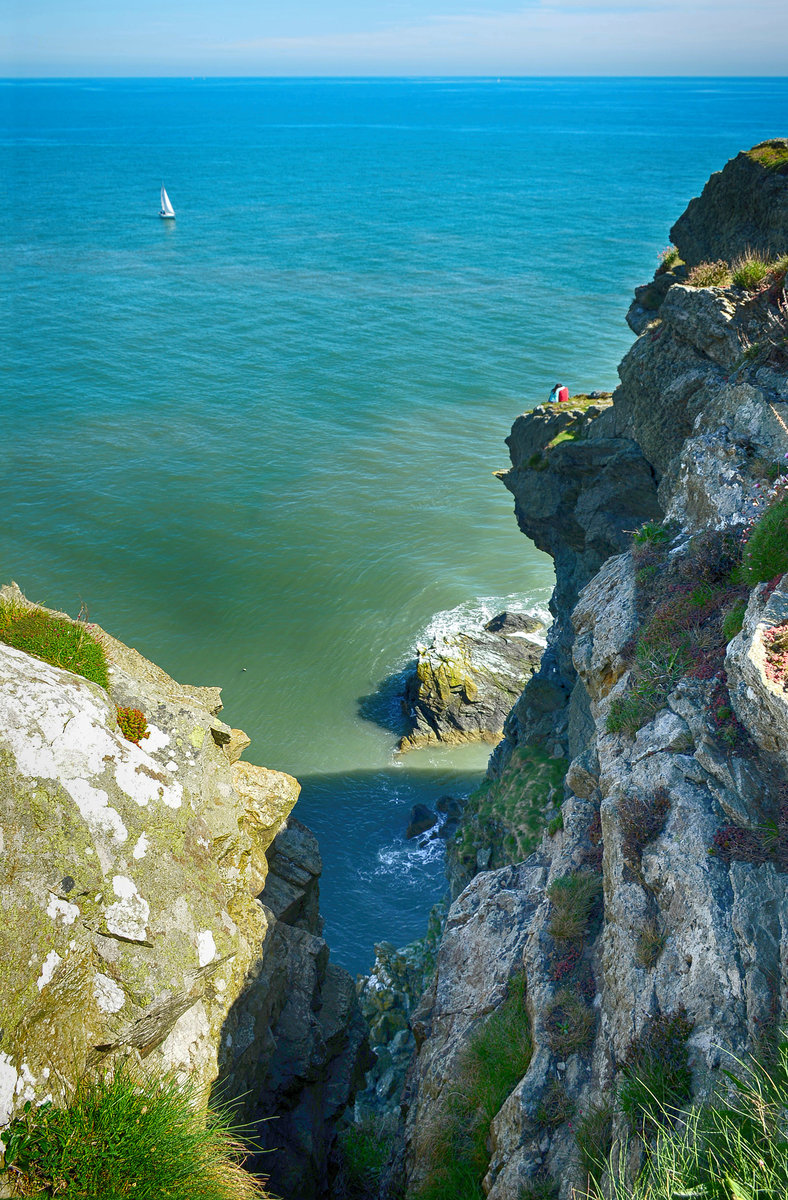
[3,72,788,81]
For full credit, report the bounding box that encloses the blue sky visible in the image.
[4,0,788,76]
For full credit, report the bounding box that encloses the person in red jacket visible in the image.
[548,383,570,403]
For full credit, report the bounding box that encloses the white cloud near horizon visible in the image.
[4,0,788,75]
[216,0,788,76]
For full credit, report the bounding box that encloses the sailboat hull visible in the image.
[159,211,175,219]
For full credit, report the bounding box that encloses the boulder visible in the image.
[398,619,544,752]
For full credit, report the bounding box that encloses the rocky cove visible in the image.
[2,139,788,1199]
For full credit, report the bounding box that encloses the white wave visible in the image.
[373,832,446,881]
[418,589,552,651]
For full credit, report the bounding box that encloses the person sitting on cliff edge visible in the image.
[548,383,570,403]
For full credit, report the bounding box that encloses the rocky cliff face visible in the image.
[392,141,788,1199]
[0,584,368,1200]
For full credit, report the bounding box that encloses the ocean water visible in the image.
[3,77,787,972]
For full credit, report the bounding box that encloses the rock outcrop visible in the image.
[0,585,368,1200]
[399,614,545,752]
[390,144,788,1199]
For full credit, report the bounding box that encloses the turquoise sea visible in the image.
[3,77,787,972]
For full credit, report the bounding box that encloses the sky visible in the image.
[3,0,788,77]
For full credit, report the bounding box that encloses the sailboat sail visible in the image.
[160,186,175,218]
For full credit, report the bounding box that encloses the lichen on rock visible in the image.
[0,586,369,1200]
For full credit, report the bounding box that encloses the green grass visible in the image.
[635,916,666,968]
[546,427,579,449]
[732,252,774,290]
[619,1008,693,1138]
[548,871,603,941]
[451,746,567,878]
[543,989,596,1058]
[632,521,671,546]
[0,601,109,690]
[687,260,733,288]
[575,1102,613,1185]
[334,1116,393,1200]
[1,1064,267,1199]
[740,493,788,585]
[543,392,613,413]
[536,1080,574,1129]
[413,974,532,1200]
[722,601,747,643]
[746,138,788,169]
[586,1036,788,1200]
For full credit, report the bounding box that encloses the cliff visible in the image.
[389,140,788,1199]
[0,584,369,1200]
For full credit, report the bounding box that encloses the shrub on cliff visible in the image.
[1,1064,268,1199]
[686,259,732,287]
[0,601,109,690]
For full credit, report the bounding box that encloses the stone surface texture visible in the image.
[392,146,788,1200]
[398,618,544,752]
[0,585,367,1200]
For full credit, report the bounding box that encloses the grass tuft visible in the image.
[334,1115,393,1200]
[635,916,666,968]
[618,787,671,863]
[687,260,732,288]
[619,1008,693,1138]
[0,601,109,690]
[548,871,603,941]
[732,252,773,290]
[1,1063,268,1200]
[722,601,747,643]
[575,1101,613,1185]
[543,989,595,1058]
[535,1080,574,1129]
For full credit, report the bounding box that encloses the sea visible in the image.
[3,77,787,973]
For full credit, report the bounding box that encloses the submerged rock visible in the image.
[405,803,438,840]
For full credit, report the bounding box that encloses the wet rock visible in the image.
[484,610,544,635]
[405,803,438,839]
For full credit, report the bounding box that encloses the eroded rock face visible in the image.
[0,632,279,1121]
[670,140,788,267]
[493,396,660,764]
[0,587,368,1200]
[394,147,788,1200]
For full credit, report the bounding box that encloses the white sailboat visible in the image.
[159,186,175,219]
